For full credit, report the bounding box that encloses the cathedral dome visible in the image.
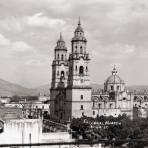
[104,66,125,92]
[105,75,124,84]
[105,67,124,84]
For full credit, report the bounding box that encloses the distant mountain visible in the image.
[1,77,148,96]
[33,83,103,96]
[126,85,148,93]
[0,78,37,96]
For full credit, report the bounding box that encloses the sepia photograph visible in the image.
[0,0,148,147]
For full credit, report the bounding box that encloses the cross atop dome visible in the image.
[112,65,117,75]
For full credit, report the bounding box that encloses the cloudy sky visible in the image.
[0,0,148,88]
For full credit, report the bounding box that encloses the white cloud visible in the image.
[0,34,10,45]
[0,33,35,61]
[11,41,33,52]
[0,17,23,32]
[25,59,42,66]
[94,43,135,60]
[24,12,66,28]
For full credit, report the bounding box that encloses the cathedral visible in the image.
[50,19,148,122]
[50,18,92,121]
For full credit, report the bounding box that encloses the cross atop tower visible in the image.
[78,16,81,26]
[75,17,84,33]
[59,32,63,41]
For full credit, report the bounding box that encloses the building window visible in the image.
[57,54,59,59]
[93,111,95,115]
[80,46,83,53]
[93,101,95,107]
[82,112,84,116]
[61,54,64,60]
[57,71,59,76]
[75,65,77,71]
[66,71,68,76]
[75,45,77,49]
[123,97,126,100]
[111,85,113,91]
[109,103,113,108]
[80,105,83,110]
[61,71,65,78]
[80,95,83,100]
[117,85,120,90]
[144,96,147,101]
[79,66,84,75]
[98,104,101,108]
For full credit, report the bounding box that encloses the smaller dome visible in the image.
[75,25,84,33]
[72,17,87,42]
[75,17,84,33]
[55,33,67,50]
[105,75,124,84]
[105,66,124,84]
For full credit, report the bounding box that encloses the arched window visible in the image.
[57,54,59,59]
[93,101,95,107]
[109,103,113,108]
[111,85,114,91]
[75,65,77,71]
[61,71,65,77]
[80,46,83,53]
[66,71,68,76]
[61,54,64,60]
[80,95,83,100]
[57,71,59,76]
[80,105,83,110]
[98,104,101,108]
[93,111,95,115]
[79,66,84,75]
[117,85,120,90]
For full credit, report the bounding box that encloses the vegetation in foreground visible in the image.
[70,114,148,147]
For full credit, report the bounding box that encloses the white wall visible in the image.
[0,119,42,144]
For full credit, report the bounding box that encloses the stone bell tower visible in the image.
[50,33,69,119]
[65,18,92,121]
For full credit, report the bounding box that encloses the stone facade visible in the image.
[50,20,148,121]
[50,19,92,121]
[92,67,148,119]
